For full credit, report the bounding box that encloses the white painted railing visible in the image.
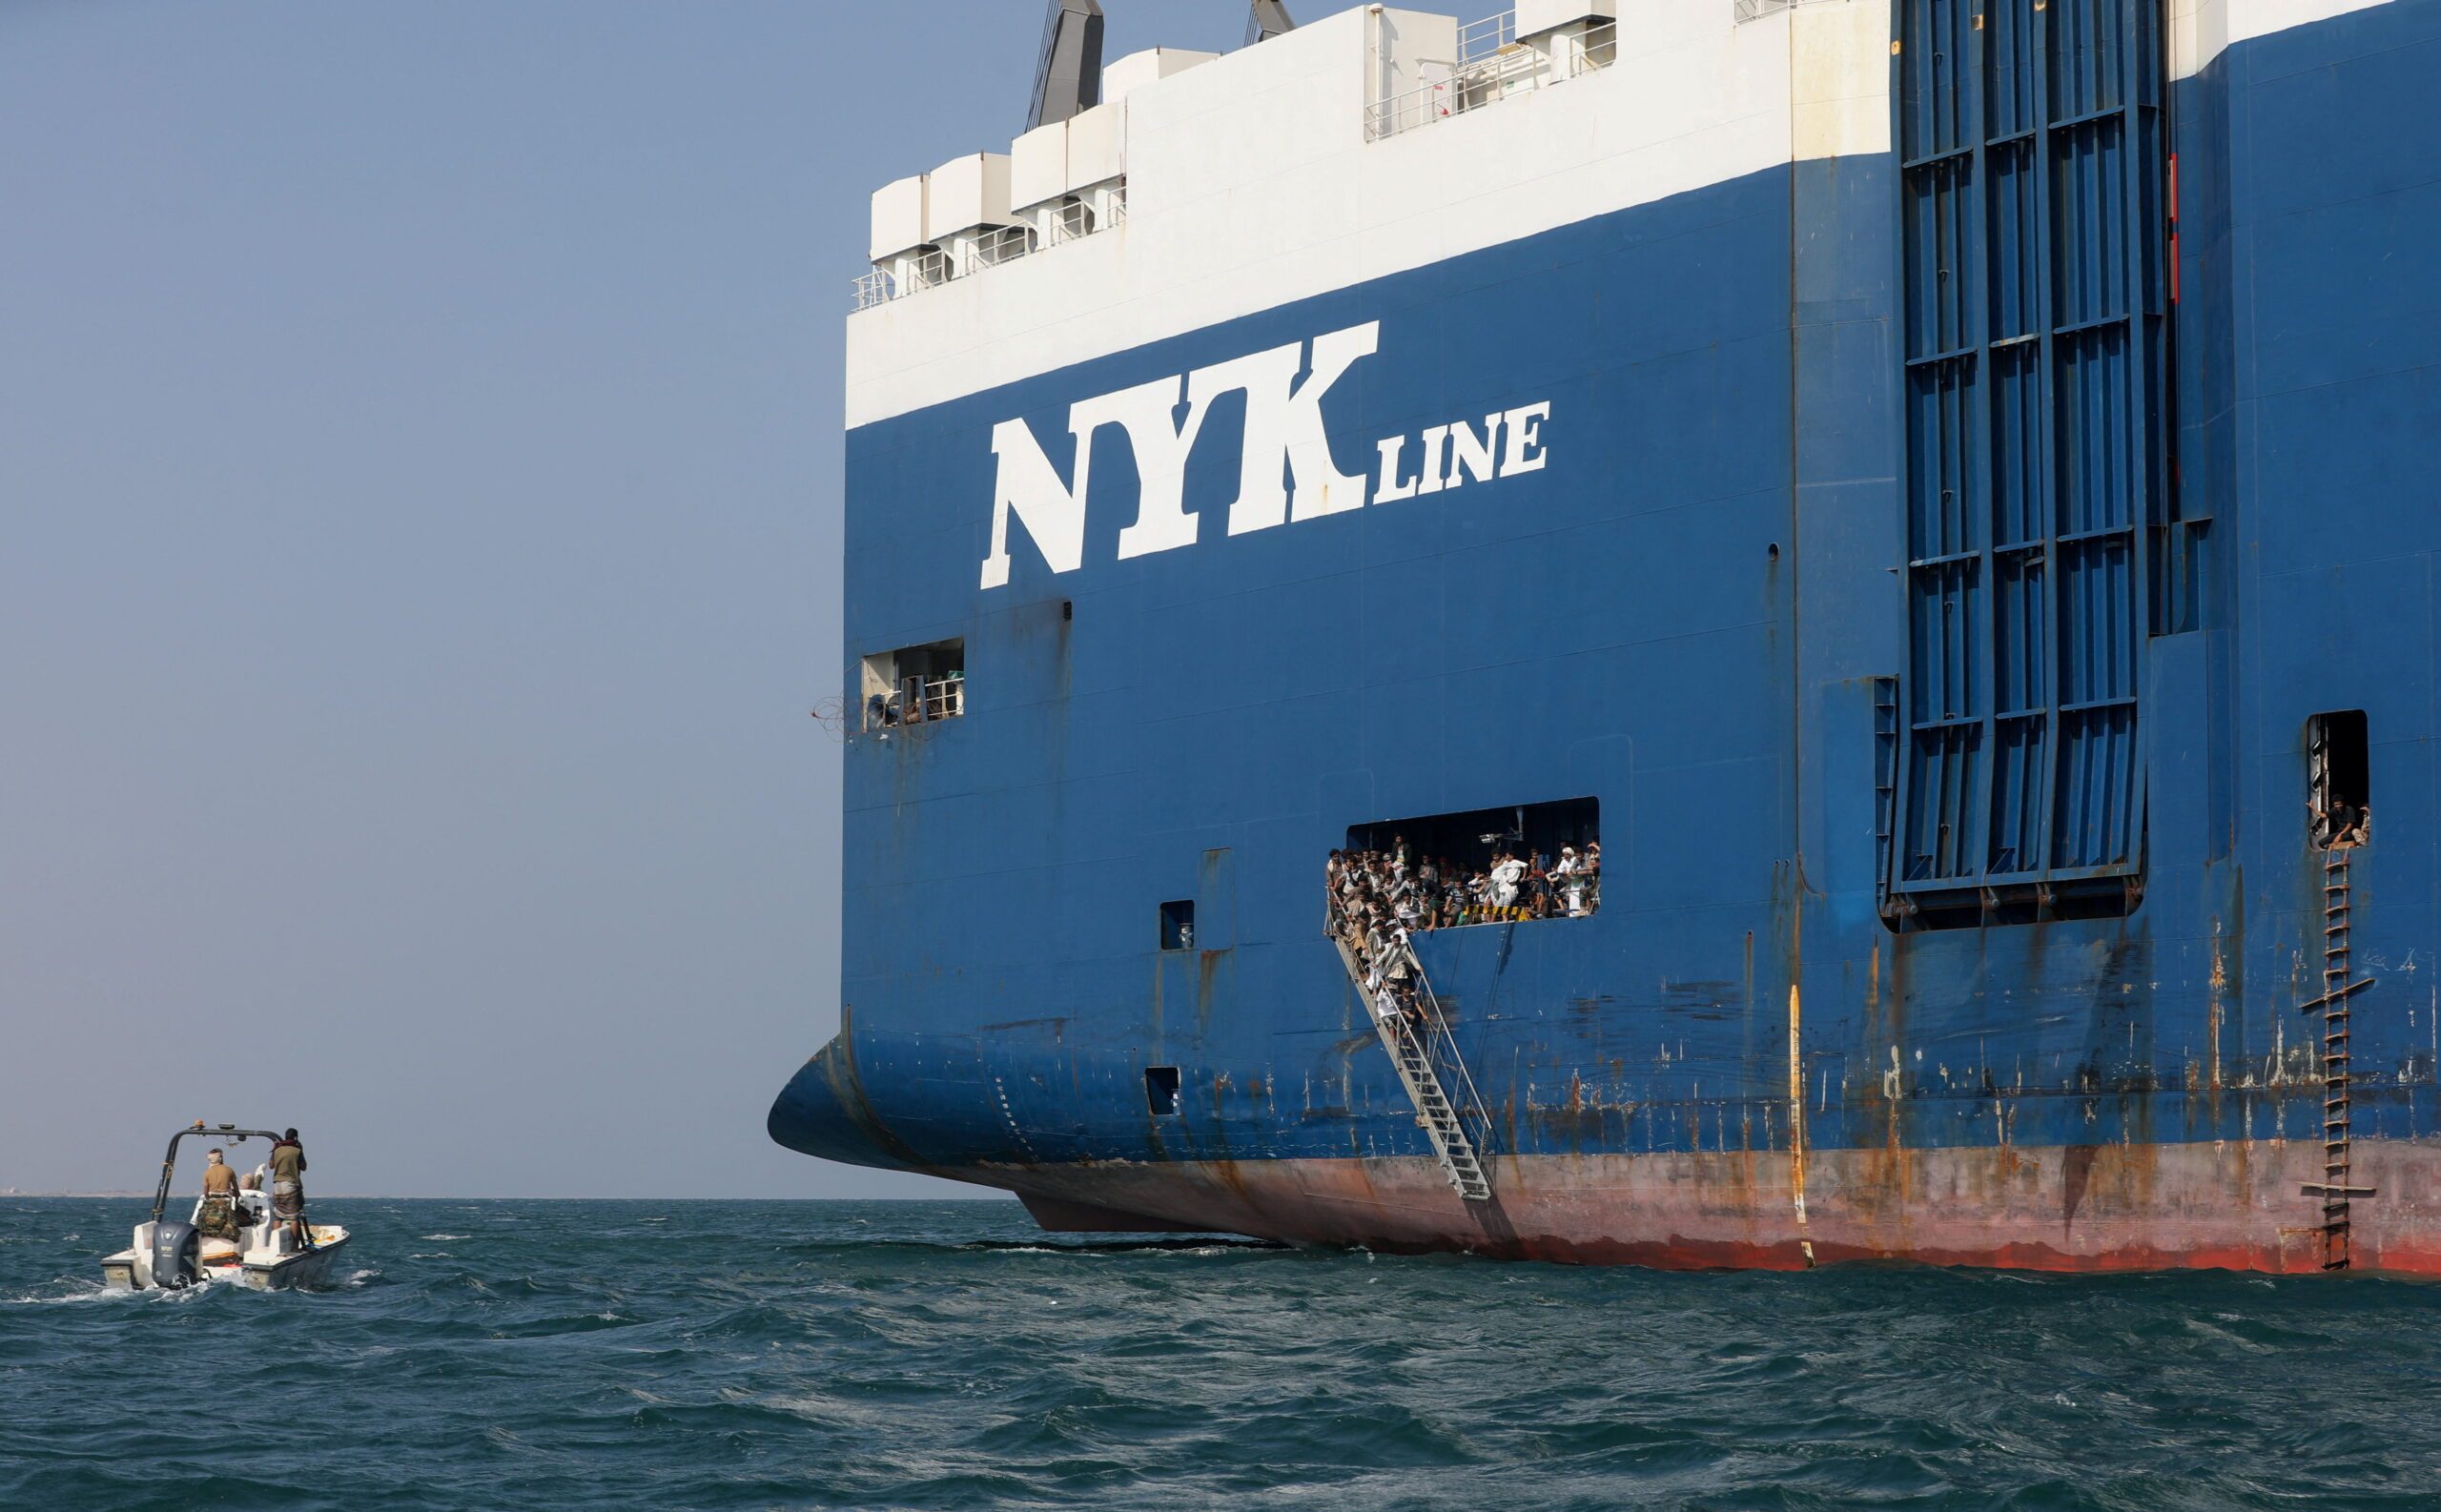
[862,673,964,729]
[1364,14,1618,143]
[851,268,893,311]
[917,674,964,723]
[851,185,1127,310]
[1733,0,1851,20]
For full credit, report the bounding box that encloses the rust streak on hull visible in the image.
[980,1139,2441,1275]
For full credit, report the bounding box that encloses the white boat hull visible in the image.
[101,1223,351,1292]
[241,1230,349,1290]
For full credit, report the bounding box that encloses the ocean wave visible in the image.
[4,1199,2439,1511]
[7,1280,126,1306]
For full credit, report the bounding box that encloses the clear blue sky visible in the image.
[2,0,1463,1198]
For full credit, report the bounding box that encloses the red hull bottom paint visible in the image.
[987,1138,2441,1275]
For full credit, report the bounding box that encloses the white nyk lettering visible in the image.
[1181,340,1303,539]
[1413,425,1449,496]
[980,416,1090,590]
[1280,322,1377,527]
[1100,375,1213,562]
[1500,401,1550,476]
[1446,414,1499,489]
[1372,435,1419,503]
[978,319,1551,589]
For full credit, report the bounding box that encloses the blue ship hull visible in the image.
[777,1,2441,1272]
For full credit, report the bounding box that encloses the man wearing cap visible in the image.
[197,1149,242,1241]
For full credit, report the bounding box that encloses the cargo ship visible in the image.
[770,0,2441,1273]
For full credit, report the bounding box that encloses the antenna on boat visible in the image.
[1027,0,1105,131]
[1245,1,1297,45]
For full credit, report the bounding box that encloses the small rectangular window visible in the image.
[2309,710,2369,848]
[858,638,964,731]
[1144,1066,1180,1116]
[1159,900,1195,951]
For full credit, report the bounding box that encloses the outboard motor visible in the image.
[152,1220,199,1289]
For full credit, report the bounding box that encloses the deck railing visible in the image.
[1364,13,1618,142]
[1364,931,1497,1174]
[851,184,1126,310]
[862,673,965,730]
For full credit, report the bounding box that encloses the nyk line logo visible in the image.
[980,319,1552,589]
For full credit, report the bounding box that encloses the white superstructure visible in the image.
[846,2,1893,427]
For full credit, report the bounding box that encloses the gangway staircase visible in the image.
[2300,846,2376,1270]
[1333,931,1495,1201]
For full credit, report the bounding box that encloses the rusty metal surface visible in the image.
[796,3,2441,1278]
[977,1141,2441,1276]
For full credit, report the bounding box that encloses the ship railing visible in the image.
[1454,8,1518,62]
[1733,0,1849,20]
[864,673,965,729]
[851,186,1126,310]
[1040,188,1126,249]
[851,269,895,311]
[917,674,964,723]
[1364,13,1618,142]
[900,246,954,295]
[853,250,949,310]
[1044,197,1096,247]
[1367,933,1496,1159]
[1576,20,1617,73]
[962,223,1036,274]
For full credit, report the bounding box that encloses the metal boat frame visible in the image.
[100,1121,350,1291]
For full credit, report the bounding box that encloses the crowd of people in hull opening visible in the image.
[1328,835,1599,940]
[1325,836,1600,1027]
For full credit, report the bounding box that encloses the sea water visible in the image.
[3,1197,2435,1510]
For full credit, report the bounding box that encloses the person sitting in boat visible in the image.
[269,1128,312,1247]
[197,1148,242,1241]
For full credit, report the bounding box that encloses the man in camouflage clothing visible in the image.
[197,1148,242,1241]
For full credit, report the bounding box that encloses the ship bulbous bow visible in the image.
[767,1033,924,1175]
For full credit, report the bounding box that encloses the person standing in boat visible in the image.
[269,1128,311,1247]
[197,1148,241,1241]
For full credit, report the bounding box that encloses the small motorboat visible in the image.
[101,1122,350,1292]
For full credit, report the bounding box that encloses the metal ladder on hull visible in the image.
[1334,936,1494,1201]
[2302,847,2376,1270]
